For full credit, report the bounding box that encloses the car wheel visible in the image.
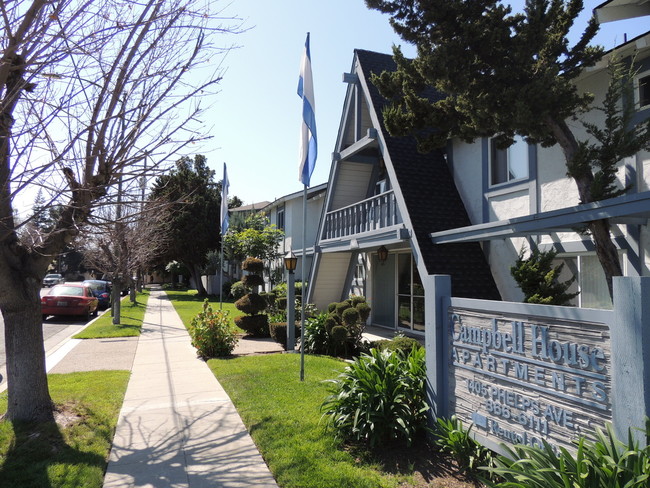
[92,307,98,317]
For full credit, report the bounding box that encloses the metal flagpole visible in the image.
[300,184,307,381]
[219,244,224,309]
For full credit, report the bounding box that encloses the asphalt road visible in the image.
[0,288,96,391]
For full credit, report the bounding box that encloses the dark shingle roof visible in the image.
[355,49,501,300]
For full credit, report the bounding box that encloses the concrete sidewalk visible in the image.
[102,287,278,488]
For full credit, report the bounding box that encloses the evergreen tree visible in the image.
[150,155,222,296]
[511,248,578,305]
[366,0,650,297]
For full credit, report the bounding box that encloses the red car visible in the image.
[42,283,99,320]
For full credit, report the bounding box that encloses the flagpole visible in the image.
[220,162,229,310]
[300,184,307,381]
[297,32,316,381]
[219,243,224,310]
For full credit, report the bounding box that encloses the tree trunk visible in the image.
[2,282,54,423]
[547,117,622,299]
[192,264,207,296]
[111,278,123,325]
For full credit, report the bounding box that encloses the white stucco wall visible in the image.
[451,139,483,224]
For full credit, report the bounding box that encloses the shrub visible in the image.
[272,282,287,296]
[234,314,268,336]
[242,274,265,289]
[242,256,264,274]
[235,256,269,336]
[234,293,267,315]
[335,301,352,316]
[510,247,579,305]
[321,347,429,447]
[269,321,299,346]
[222,280,234,299]
[327,302,338,313]
[433,416,495,479]
[376,336,423,355]
[230,280,247,299]
[356,302,371,323]
[486,422,650,488]
[188,299,238,359]
[303,313,329,355]
[349,295,366,306]
[341,307,360,327]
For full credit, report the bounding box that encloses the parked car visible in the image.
[42,273,65,287]
[82,279,112,310]
[41,283,99,320]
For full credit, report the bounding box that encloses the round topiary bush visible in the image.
[242,257,264,274]
[331,325,348,348]
[234,293,267,315]
[234,314,269,336]
[356,302,371,323]
[324,314,338,333]
[327,302,338,313]
[335,301,352,317]
[349,295,366,306]
[242,274,265,289]
[341,307,360,327]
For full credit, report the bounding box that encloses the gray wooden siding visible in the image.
[330,162,373,211]
[312,252,352,309]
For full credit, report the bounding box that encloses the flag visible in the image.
[298,32,317,187]
[221,162,229,236]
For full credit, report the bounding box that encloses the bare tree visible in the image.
[81,197,171,322]
[1,0,241,422]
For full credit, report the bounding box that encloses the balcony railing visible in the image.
[322,190,401,240]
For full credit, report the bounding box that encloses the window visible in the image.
[490,135,529,186]
[277,207,285,231]
[637,73,650,110]
[553,253,616,309]
[397,253,425,332]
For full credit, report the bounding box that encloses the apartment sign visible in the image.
[448,309,611,453]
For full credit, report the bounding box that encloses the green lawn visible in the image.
[207,354,417,488]
[73,290,150,339]
[164,289,242,332]
[0,371,130,488]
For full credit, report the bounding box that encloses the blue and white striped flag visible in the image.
[221,162,229,236]
[297,33,317,187]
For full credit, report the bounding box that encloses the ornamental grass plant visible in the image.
[321,347,429,447]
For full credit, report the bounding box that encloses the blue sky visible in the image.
[203,1,648,207]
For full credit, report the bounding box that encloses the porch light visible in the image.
[284,251,298,271]
[377,245,389,264]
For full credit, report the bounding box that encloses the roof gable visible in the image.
[354,49,500,300]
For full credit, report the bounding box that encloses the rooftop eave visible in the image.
[595,0,650,23]
[430,191,650,244]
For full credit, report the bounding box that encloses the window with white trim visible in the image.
[490,135,529,186]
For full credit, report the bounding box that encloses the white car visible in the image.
[42,273,65,287]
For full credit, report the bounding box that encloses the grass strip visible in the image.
[74,289,150,338]
[0,370,129,488]
[207,354,408,488]
[165,289,242,332]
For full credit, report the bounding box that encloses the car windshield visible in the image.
[45,274,62,279]
[50,285,84,296]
